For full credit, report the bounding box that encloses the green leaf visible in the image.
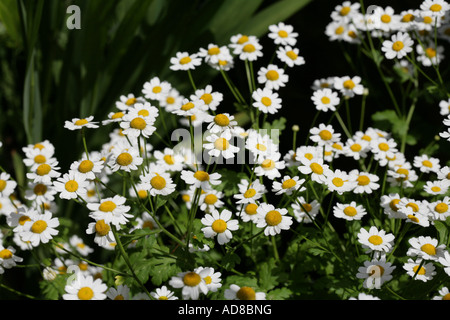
[216,168,248,197]
[221,252,241,271]
[262,116,287,144]
[267,287,293,300]
[434,221,449,245]
[257,258,279,291]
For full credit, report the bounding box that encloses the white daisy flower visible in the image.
[24,182,57,206]
[168,268,210,300]
[252,87,282,114]
[85,219,114,247]
[403,258,436,282]
[272,175,306,196]
[159,87,184,111]
[108,144,143,172]
[309,123,341,146]
[224,284,266,300]
[407,236,446,261]
[276,46,305,68]
[311,77,336,91]
[255,203,293,236]
[381,31,414,59]
[102,110,126,125]
[311,88,340,112]
[63,273,107,300]
[195,266,222,293]
[171,98,205,117]
[348,170,380,194]
[439,251,450,276]
[198,43,230,65]
[201,209,239,245]
[268,22,298,46]
[150,285,178,300]
[53,171,89,200]
[203,130,240,160]
[416,42,445,67]
[371,137,398,160]
[20,210,60,247]
[69,154,105,180]
[231,37,263,61]
[330,1,361,22]
[257,64,289,90]
[22,147,56,170]
[190,85,223,112]
[233,179,266,204]
[439,98,450,116]
[254,152,286,180]
[142,76,171,101]
[86,195,132,228]
[205,113,237,134]
[199,189,224,213]
[139,170,176,197]
[428,196,450,221]
[356,257,396,289]
[236,202,260,223]
[106,284,131,300]
[325,21,349,42]
[333,201,367,221]
[357,226,395,254]
[64,116,99,130]
[120,107,158,139]
[291,197,320,223]
[326,169,355,195]
[298,157,332,184]
[180,169,221,190]
[69,235,94,257]
[424,179,450,195]
[294,145,322,164]
[153,148,184,172]
[26,162,61,185]
[432,286,450,300]
[22,140,55,159]
[0,245,23,273]
[114,93,144,111]
[169,51,202,71]
[0,172,17,198]
[245,131,278,161]
[420,0,450,17]
[333,75,364,97]
[370,5,400,32]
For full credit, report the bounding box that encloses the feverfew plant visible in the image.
[1,0,450,301]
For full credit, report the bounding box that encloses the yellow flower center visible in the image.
[99,200,117,212]
[211,219,227,233]
[368,235,383,246]
[286,50,298,60]
[266,70,279,81]
[381,14,391,23]
[214,114,230,127]
[183,272,201,287]
[111,111,124,119]
[378,142,390,151]
[78,160,94,173]
[244,188,256,198]
[406,202,419,212]
[116,152,133,166]
[332,177,344,187]
[282,179,296,189]
[310,163,323,174]
[214,138,229,151]
[413,265,426,275]
[34,183,47,195]
[34,143,45,150]
[304,153,314,160]
[36,164,51,176]
[265,210,282,226]
[256,143,267,151]
[321,96,331,104]
[208,46,220,55]
[179,56,192,65]
[34,155,46,164]
[0,180,6,192]
[237,35,249,44]
[201,93,213,105]
[261,159,275,170]
[278,30,288,38]
[357,175,370,186]
[343,79,355,89]
[143,220,155,230]
[194,170,209,181]
[204,194,218,205]
[431,186,441,193]
[95,220,110,237]
[392,41,404,52]
[0,249,12,259]
[421,243,436,256]
[245,203,258,215]
[430,4,442,12]
[435,203,449,214]
[443,293,450,300]
[425,47,437,58]
[31,220,48,234]
[350,143,362,152]
[166,96,175,105]
[65,180,79,193]
[114,295,124,300]
[361,134,372,141]
[77,287,94,300]
[19,215,31,226]
[181,102,195,111]
[261,96,272,106]
[319,129,332,140]
[150,175,166,190]
[236,286,256,300]
[130,117,147,130]
[423,16,433,24]
[243,44,256,53]
[75,119,88,126]
[343,206,357,216]
[301,203,312,212]
[126,97,137,106]
[340,6,351,16]
[138,109,150,117]
[164,155,175,165]
[335,26,345,35]
[402,13,415,22]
